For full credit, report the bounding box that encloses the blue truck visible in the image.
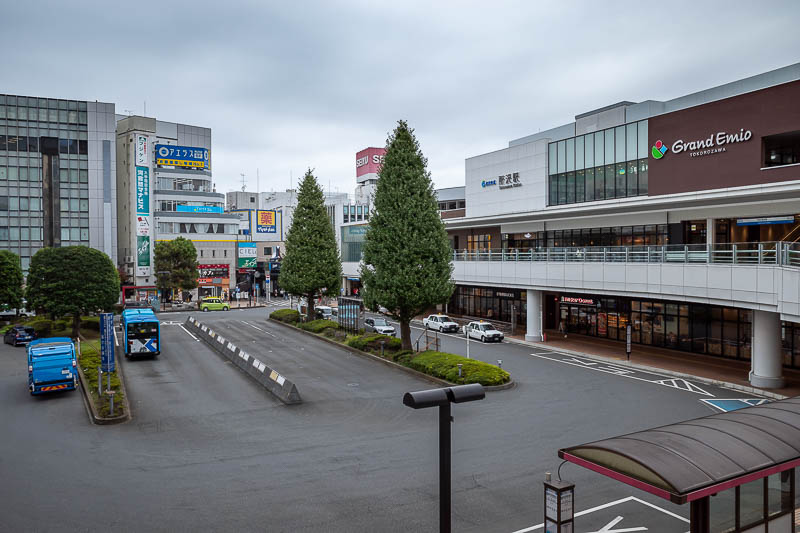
[27,338,77,395]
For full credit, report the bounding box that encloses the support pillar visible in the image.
[750,310,785,389]
[525,289,542,342]
[706,218,715,248]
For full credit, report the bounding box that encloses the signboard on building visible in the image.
[238,242,257,268]
[135,166,150,215]
[356,147,386,178]
[136,235,151,277]
[232,210,251,235]
[256,210,277,233]
[175,205,223,214]
[561,296,595,306]
[136,215,151,236]
[155,144,210,168]
[136,135,148,166]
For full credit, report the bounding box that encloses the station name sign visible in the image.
[482,172,522,189]
[670,128,753,158]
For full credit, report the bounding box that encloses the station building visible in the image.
[446,63,800,388]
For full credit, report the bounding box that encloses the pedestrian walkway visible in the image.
[507,330,800,398]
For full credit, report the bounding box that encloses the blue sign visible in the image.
[155,144,209,168]
[143,339,158,353]
[100,313,115,373]
[481,179,497,188]
[176,205,223,214]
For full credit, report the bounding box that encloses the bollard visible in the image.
[106,389,115,416]
[457,363,462,378]
[381,340,385,357]
[497,359,502,369]
[98,367,102,396]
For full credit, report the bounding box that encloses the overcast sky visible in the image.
[2,1,799,196]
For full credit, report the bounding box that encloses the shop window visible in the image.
[763,130,800,167]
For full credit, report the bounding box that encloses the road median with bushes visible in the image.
[269,309,511,387]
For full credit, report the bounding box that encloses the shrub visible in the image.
[29,318,53,338]
[346,333,401,353]
[391,350,414,365]
[270,309,300,323]
[300,319,339,334]
[81,316,101,331]
[53,320,68,333]
[406,351,510,386]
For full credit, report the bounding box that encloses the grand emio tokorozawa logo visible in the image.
[652,140,667,159]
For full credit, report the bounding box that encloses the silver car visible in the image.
[365,317,396,336]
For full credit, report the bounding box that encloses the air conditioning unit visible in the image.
[124,255,133,263]
[126,266,133,276]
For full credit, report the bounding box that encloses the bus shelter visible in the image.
[559,397,800,532]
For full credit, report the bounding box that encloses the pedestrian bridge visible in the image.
[452,242,800,322]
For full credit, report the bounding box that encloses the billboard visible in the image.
[256,210,277,234]
[135,166,150,215]
[238,242,257,268]
[136,235,151,276]
[232,210,251,235]
[136,215,151,236]
[175,205,223,214]
[155,144,210,168]
[135,135,148,165]
[356,147,386,178]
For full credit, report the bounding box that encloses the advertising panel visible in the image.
[256,210,277,234]
[135,166,150,215]
[155,144,210,168]
[238,242,257,268]
[356,147,386,178]
[136,235,151,276]
[175,205,223,214]
[232,210,251,235]
[135,134,148,166]
[136,215,151,236]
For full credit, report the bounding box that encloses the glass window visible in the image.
[22,227,31,240]
[549,175,558,206]
[638,159,648,195]
[70,228,79,241]
[566,172,575,204]
[548,143,557,175]
[80,228,88,241]
[565,138,575,172]
[605,129,614,165]
[626,123,637,163]
[709,487,735,533]
[576,170,585,203]
[557,140,566,173]
[557,174,567,205]
[9,197,19,210]
[575,136,584,170]
[585,168,595,202]
[19,197,28,210]
[626,161,638,196]
[615,126,626,163]
[585,133,594,168]
[767,471,792,517]
[637,120,649,159]
[594,131,604,166]
[739,478,765,528]
[594,166,605,200]
[605,164,615,199]
[615,163,626,198]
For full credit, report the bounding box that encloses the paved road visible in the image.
[0,306,770,532]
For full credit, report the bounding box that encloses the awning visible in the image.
[559,397,800,504]
[347,277,360,281]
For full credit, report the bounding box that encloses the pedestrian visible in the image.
[558,319,567,338]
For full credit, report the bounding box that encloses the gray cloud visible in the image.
[2,1,799,196]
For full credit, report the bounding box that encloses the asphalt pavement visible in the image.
[0,306,771,532]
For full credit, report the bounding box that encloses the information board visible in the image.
[100,313,115,373]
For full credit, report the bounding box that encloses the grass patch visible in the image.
[299,319,340,334]
[270,308,300,324]
[78,336,125,418]
[406,351,510,386]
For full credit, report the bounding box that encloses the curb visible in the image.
[76,339,131,425]
[268,318,515,392]
[503,337,789,400]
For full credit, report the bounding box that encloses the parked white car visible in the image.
[462,321,504,343]
[365,317,396,336]
[423,314,459,333]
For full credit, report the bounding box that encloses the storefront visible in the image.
[197,264,230,299]
[449,285,527,325]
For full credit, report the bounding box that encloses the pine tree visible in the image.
[361,120,454,350]
[280,169,342,320]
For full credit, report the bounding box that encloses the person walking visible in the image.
[558,319,567,338]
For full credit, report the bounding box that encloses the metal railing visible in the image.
[453,241,800,267]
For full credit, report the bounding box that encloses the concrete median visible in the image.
[184,317,302,405]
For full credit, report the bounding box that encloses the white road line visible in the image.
[528,353,715,397]
[629,497,688,523]
[178,324,200,341]
[240,320,277,338]
[113,324,119,347]
[510,496,636,533]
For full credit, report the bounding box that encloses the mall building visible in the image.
[446,63,800,388]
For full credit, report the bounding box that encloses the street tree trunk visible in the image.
[306,292,315,321]
[72,313,81,339]
[400,320,412,351]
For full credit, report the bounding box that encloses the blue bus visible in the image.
[121,309,160,358]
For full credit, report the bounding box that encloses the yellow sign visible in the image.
[155,158,205,168]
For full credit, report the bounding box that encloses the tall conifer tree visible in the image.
[361,120,453,350]
[280,169,341,320]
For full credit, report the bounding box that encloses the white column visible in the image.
[750,310,784,389]
[706,218,715,247]
[525,289,542,342]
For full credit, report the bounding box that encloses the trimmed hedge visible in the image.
[346,333,402,353]
[300,319,339,334]
[406,351,510,386]
[270,309,300,324]
[81,316,101,331]
[28,319,53,338]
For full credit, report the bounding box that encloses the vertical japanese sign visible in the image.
[137,235,151,276]
[256,210,277,233]
[135,166,150,215]
[100,313,115,373]
[135,166,151,276]
[135,135,148,166]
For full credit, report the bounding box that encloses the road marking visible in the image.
[240,320,277,338]
[652,378,712,396]
[586,515,647,533]
[113,325,119,347]
[701,398,770,412]
[178,324,200,341]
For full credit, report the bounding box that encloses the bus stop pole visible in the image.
[439,402,452,533]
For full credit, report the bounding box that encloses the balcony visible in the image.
[452,242,800,321]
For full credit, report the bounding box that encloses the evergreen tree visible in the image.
[25,246,119,336]
[154,237,199,303]
[0,250,24,314]
[280,169,342,320]
[361,120,454,350]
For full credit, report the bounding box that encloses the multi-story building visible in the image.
[117,116,239,300]
[447,63,800,389]
[436,186,466,220]
[0,94,117,270]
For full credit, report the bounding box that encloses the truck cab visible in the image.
[27,338,77,395]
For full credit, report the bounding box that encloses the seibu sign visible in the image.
[356,147,386,177]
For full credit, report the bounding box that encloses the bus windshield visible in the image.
[127,322,158,339]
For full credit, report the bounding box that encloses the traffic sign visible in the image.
[100,313,115,373]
